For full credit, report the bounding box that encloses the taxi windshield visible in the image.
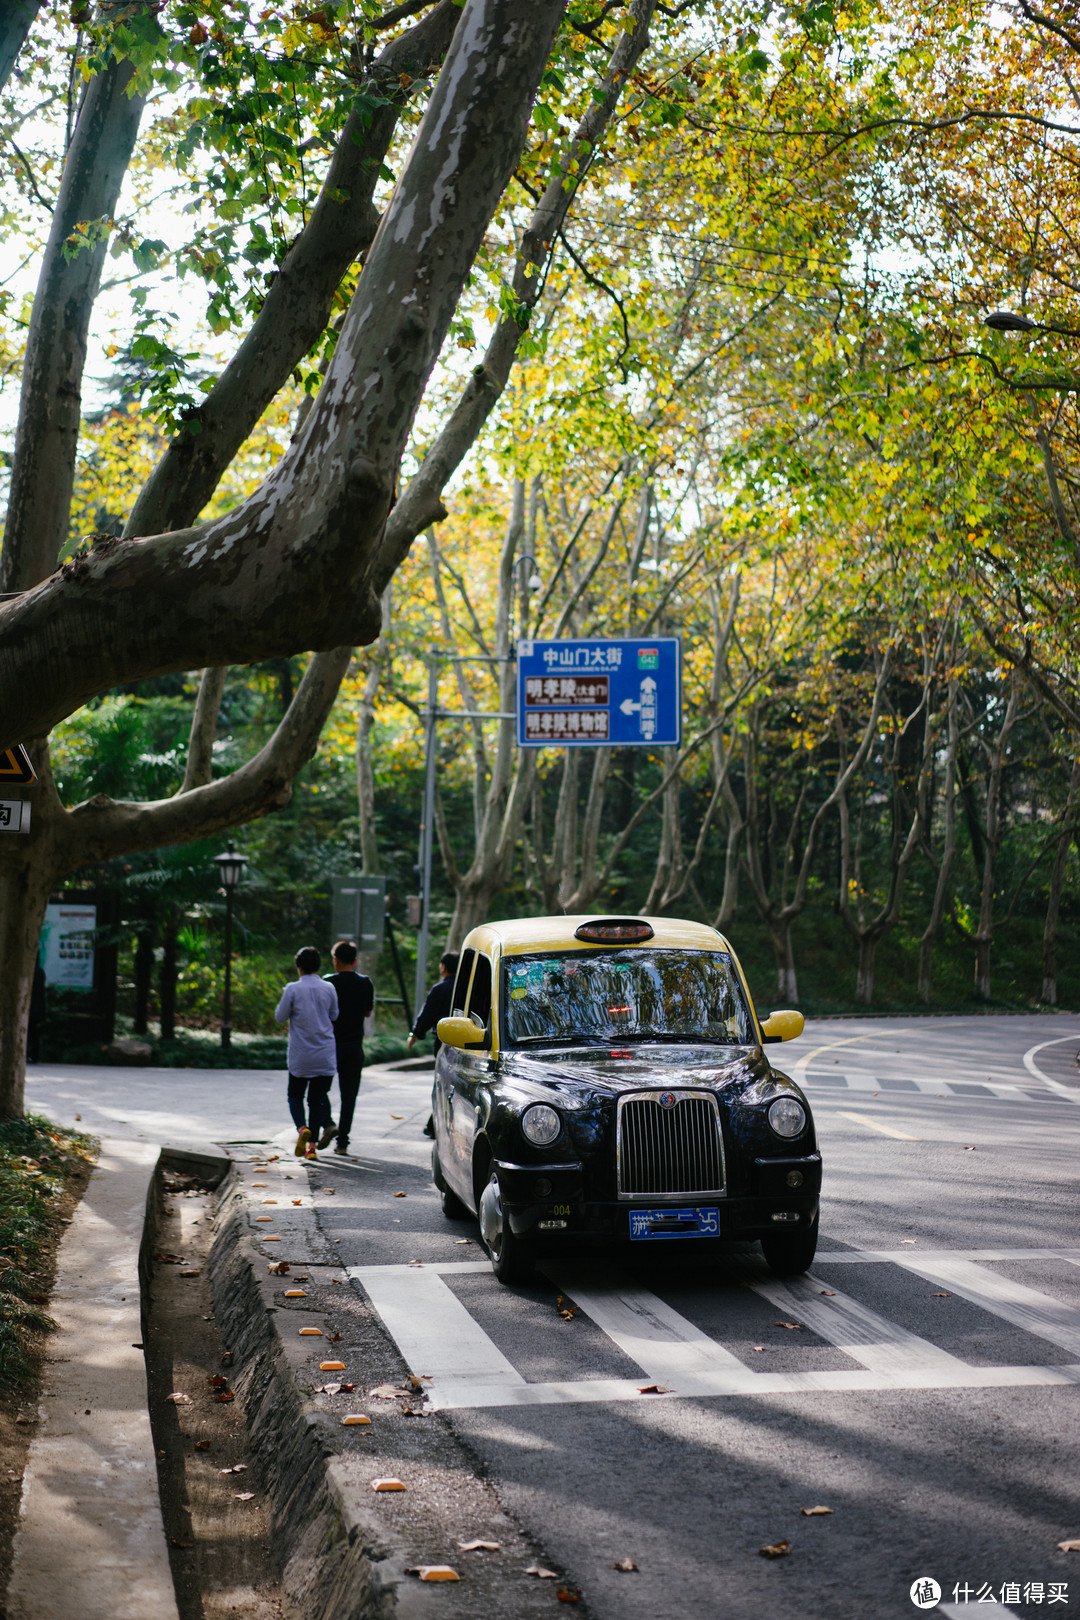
[501,948,754,1047]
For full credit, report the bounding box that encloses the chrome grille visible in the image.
[616,1091,725,1199]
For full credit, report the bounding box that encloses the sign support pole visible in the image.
[414,660,439,1021]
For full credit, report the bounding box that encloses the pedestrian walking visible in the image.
[274,946,338,1160]
[407,950,459,1056]
[322,939,374,1155]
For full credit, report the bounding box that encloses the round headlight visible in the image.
[521,1104,561,1146]
[768,1097,806,1139]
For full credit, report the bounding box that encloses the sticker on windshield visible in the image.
[527,962,545,987]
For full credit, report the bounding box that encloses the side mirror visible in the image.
[437,1015,488,1050]
[761,1009,805,1044]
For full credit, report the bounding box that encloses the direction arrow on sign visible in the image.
[0,746,35,786]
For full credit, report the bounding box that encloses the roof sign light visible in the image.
[574,919,655,944]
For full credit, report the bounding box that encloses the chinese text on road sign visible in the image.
[517,638,680,749]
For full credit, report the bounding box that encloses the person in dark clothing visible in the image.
[322,939,375,1155]
[27,962,46,1063]
[407,950,459,1057]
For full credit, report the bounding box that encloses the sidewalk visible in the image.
[6,1138,179,1620]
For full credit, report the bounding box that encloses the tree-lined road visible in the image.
[29,1015,1080,1619]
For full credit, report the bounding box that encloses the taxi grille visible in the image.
[617,1092,725,1198]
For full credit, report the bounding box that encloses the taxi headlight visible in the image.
[768,1097,806,1139]
[521,1104,561,1146]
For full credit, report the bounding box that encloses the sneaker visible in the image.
[318,1122,337,1150]
[304,1144,317,1161]
[294,1128,311,1157]
[334,1138,349,1156]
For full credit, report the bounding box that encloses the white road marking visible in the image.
[838,1110,919,1140]
[541,1262,752,1391]
[747,1272,969,1374]
[890,1256,1080,1356]
[939,1604,1023,1618]
[348,1265,526,1392]
[347,1249,1080,1411]
[1022,1034,1080,1103]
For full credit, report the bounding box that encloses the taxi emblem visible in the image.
[658,1091,678,1109]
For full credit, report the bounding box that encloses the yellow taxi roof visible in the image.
[462,915,732,958]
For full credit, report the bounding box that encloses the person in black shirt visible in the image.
[407,951,459,1057]
[322,939,375,1155]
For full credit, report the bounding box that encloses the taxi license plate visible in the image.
[629,1206,720,1241]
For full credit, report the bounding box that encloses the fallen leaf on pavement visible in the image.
[322,1382,342,1395]
[221,1351,234,1366]
[372,1478,405,1491]
[167,1392,192,1405]
[292,1199,303,1205]
[613,1556,638,1571]
[459,1540,502,1551]
[207,1375,228,1390]
[637,1384,671,1395]
[773,1321,803,1331]
[267,1261,290,1275]
[525,1566,559,1578]
[171,1537,194,1549]
[555,1294,579,1321]
[1057,1540,1080,1552]
[752,1346,766,1352]
[932,1292,951,1298]
[234,1492,255,1501]
[818,1290,836,1297]
[801,1506,832,1516]
[393,1191,407,1198]
[370,1383,410,1399]
[220,1464,247,1474]
[267,1155,279,1161]
[391,1115,404,1120]
[454,1239,471,1245]
[332,1277,345,1284]
[557,1587,582,1603]
[407,1566,459,1581]
[179,1268,201,1277]
[330,1331,342,1342]
[340,1382,355,1391]
[901,1239,917,1244]
[194,1440,211,1452]
[214,1389,235,1404]
[759,1538,791,1559]
[963,1146,977,1151]
[74,1115,81,1121]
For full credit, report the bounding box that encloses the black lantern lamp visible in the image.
[213,842,248,1050]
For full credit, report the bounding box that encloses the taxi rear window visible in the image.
[501,948,753,1047]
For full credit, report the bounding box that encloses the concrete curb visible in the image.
[206,1170,404,1620]
[7,1139,181,1620]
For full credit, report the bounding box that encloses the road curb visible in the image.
[206,1168,406,1620]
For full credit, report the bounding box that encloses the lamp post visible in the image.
[213,842,248,1051]
[984,309,1080,338]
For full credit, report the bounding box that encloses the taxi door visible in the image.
[444,952,494,1203]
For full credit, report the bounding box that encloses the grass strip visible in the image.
[0,1115,96,1396]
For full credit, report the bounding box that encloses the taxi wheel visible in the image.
[479,1171,534,1284]
[760,1217,818,1276]
[432,1144,469,1220]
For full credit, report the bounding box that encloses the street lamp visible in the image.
[984,309,1080,338]
[213,842,248,1050]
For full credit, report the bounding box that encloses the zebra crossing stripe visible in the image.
[745,1271,969,1374]
[886,1256,1080,1357]
[349,1264,526,1391]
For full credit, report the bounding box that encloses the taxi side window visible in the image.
[452,948,475,1017]
[467,953,492,1029]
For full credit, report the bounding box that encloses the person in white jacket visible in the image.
[275,946,339,1160]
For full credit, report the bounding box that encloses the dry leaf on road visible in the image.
[759,1538,791,1558]
[613,1556,638,1571]
[459,1540,502,1552]
[752,1346,766,1352]
[234,1492,255,1501]
[194,1439,211,1452]
[818,1290,836,1297]
[773,1321,803,1331]
[166,1392,192,1405]
[525,1566,559,1578]
[1057,1539,1080,1552]
[393,1191,407,1198]
[801,1506,832,1516]
[557,1586,582,1603]
[932,1292,951,1298]
[267,1261,290,1275]
[637,1384,671,1395]
[369,1383,410,1400]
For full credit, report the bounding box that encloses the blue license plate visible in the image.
[629,1206,721,1241]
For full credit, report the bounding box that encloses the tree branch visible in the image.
[0,0,43,97]
[181,666,229,792]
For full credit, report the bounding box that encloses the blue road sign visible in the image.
[516,637,681,748]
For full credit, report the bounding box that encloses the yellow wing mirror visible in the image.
[437,1015,488,1050]
[761,1009,805,1044]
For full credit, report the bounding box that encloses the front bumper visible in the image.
[493,1155,820,1243]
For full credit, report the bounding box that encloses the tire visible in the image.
[761,1217,818,1276]
[431,1143,469,1220]
[478,1170,534,1284]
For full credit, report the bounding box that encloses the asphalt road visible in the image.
[28,1014,1080,1620]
